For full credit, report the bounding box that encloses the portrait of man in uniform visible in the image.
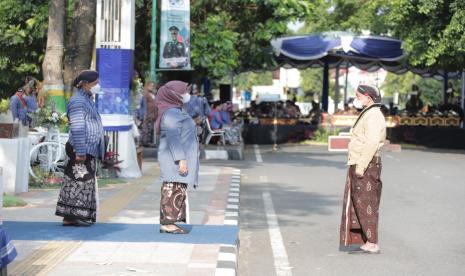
[162,25,187,68]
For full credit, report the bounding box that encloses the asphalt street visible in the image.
[205,144,465,276]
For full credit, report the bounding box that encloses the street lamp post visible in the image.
[461,70,465,129]
[150,0,157,82]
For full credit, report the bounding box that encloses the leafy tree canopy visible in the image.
[386,0,465,71]
[190,0,311,79]
[0,0,48,98]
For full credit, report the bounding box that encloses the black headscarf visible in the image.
[73,70,99,88]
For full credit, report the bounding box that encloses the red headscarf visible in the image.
[155,80,188,132]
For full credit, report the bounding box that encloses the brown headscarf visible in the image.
[155,80,188,132]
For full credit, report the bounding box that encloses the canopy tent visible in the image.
[271,32,461,111]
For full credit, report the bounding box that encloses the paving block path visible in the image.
[3,162,241,276]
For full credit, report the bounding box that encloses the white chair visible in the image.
[205,119,225,145]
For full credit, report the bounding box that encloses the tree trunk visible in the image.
[42,0,67,113]
[63,0,97,97]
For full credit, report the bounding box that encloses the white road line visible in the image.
[225,211,239,217]
[262,191,293,276]
[254,144,263,163]
[228,198,239,203]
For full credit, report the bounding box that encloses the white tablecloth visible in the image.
[117,129,142,178]
[0,138,30,194]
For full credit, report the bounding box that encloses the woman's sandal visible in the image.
[62,219,91,227]
[348,247,380,254]
[159,225,188,234]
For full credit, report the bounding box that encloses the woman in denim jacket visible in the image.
[155,81,198,234]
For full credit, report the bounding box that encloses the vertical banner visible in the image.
[95,0,135,130]
[159,0,190,69]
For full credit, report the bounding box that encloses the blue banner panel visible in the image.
[97,48,134,88]
[103,125,132,132]
[96,88,130,115]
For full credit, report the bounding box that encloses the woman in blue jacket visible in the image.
[155,81,199,234]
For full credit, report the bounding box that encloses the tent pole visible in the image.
[344,66,349,104]
[149,0,157,81]
[334,65,340,112]
[461,70,465,129]
[443,72,449,104]
[322,59,329,112]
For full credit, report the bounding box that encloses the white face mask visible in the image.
[90,84,101,95]
[353,98,364,109]
[181,93,191,103]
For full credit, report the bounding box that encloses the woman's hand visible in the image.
[178,159,188,175]
[76,155,86,163]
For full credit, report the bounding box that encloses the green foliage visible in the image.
[31,106,68,128]
[188,0,311,79]
[312,128,340,143]
[0,98,10,114]
[233,71,273,91]
[297,0,465,75]
[296,0,391,36]
[300,68,324,100]
[3,193,27,207]
[387,0,465,71]
[0,0,48,99]
[382,72,461,107]
[191,12,239,78]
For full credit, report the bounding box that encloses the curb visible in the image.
[215,168,241,276]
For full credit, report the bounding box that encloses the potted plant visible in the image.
[31,103,68,131]
[100,151,123,178]
[0,98,19,138]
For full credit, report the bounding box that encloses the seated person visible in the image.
[284,100,299,118]
[308,100,322,125]
[209,102,223,129]
[220,102,242,145]
[405,85,424,114]
[389,102,399,115]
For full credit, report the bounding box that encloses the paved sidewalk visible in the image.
[3,162,241,276]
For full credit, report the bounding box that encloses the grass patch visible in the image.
[4,194,27,207]
[300,140,328,146]
[312,128,340,143]
[399,143,427,149]
[29,178,128,189]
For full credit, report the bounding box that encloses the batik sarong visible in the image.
[141,117,155,145]
[160,182,187,225]
[55,143,98,222]
[340,156,382,247]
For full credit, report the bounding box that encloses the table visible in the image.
[387,126,465,149]
[0,138,30,194]
[243,124,318,144]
